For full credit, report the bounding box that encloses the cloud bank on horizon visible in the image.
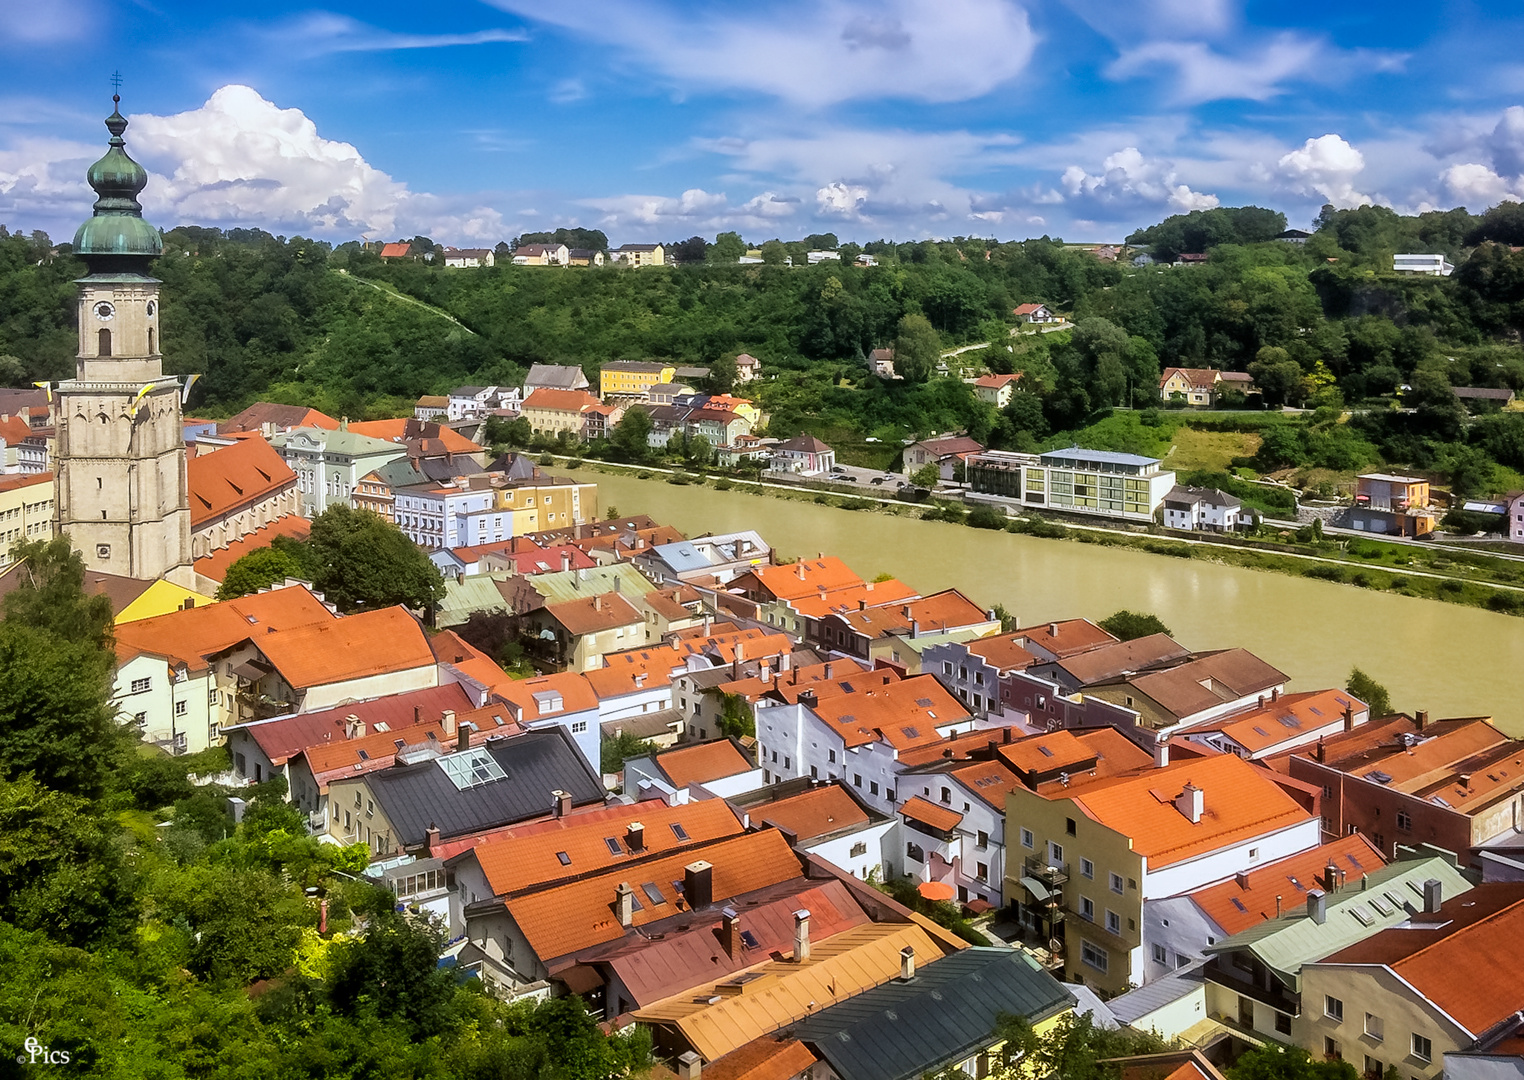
[2,0,1524,244]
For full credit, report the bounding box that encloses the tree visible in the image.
[707,354,739,395]
[1227,1044,1360,1080]
[759,240,788,265]
[2,538,114,650]
[991,1012,1169,1080]
[1347,667,1392,718]
[709,231,746,263]
[1250,346,1307,407]
[609,405,653,462]
[328,898,456,1036]
[893,313,942,383]
[484,414,533,447]
[1100,610,1173,641]
[910,463,941,488]
[304,504,446,613]
[216,546,308,600]
[175,863,306,983]
[601,731,656,774]
[668,236,709,264]
[715,692,754,738]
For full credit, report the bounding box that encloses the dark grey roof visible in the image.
[370,729,605,847]
[525,364,589,390]
[485,453,542,481]
[793,948,1073,1080]
[1454,386,1515,401]
[1106,963,1205,1025]
[1164,484,1242,509]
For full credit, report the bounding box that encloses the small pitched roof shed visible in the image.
[187,437,297,526]
[1069,753,1311,869]
[504,829,803,961]
[371,729,604,847]
[900,796,963,834]
[253,607,435,689]
[749,783,870,844]
[653,738,755,788]
[794,948,1073,1080]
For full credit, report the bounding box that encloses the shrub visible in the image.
[966,506,1008,530]
[1305,565,1345,581]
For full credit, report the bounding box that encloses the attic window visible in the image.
[394,739,405,749]
[604,837,622,856]
[739,930,760,950]
[641,882,667,906]
[670,823,690,841]
[915,698,934,708]
[1038,745,1054,757]
[356,750,370,761]
[840,682,855,693]
[556,851,571,866]
[1230,898,1248,913]
[902,726,920,739]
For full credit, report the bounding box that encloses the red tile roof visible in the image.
[187,437,297,527]
[252,607,435,689]
[748,783,870,843]
[809,674,969,750]
[739,557,863,602]
[504,829,804,961]
[1068,753,1312,869]
[193,514,310,583]
[1013,303,1047,316]
[380,242,411,258]
[1160,367,1222,390]
[0,471,52,495]
[494,671,599,720]
[900,795,963,833]
[523,388,602,414]
[346,418,483,455]
[1014,618,1118,658]
[464,798,744,895]
[1188,835,1385,935]
[786,579,920,619]
[654,739,755,788]
[115,585,334,671]
[545,591,644,636]
[1181,688,1365,755]
[217,402,339,434]
[703,1039,818,1080]
[241,682,478,767]
[443,536,545,566]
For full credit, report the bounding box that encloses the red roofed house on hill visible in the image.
[379,242,412,261]
[1013,302,1059,324]
[186,436,301,560]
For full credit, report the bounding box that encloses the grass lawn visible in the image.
[1163,427,1262,472]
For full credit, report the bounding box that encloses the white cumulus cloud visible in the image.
[1277,133,1372,208]
[485,0,1038,107]
[1438,106,1524,209]
[816,182,872,217]
[1059,147,1219,215]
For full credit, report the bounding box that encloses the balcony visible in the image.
[1203,958,1301,1019]
[1062,906,1136,953]
[1023,854,1069,889]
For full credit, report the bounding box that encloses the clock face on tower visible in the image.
[93,301,115,321]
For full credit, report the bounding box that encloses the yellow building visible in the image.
[0,472,54,569]
[600,361,676,399]
[492,477,597,530]
[520,388,601,437]
[115,578,216,623]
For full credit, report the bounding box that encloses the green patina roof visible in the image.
[526,564,655,605]
[1206,856,1472,990]
[73,99,162,259]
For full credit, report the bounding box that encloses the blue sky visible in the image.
[3,0,1524,246]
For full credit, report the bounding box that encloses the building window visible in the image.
[1396,810,1412,831]
[976,862,988,881]
[1105,910,1121,934]
[1275,1012,1292,1036]
[1080,857,1094,879]
[1364,1014,1383,1041]
[1411,1035,1431,1064]
[1325,996,1344,1022]
[810,766,819,779]
[1079,896,1094,920]
[130,677,151,693]
[828,750,837,763]
[1109,872,1125,894]
[1048,841,1063,864]
[940,787,951,803]
[850,841,867,858]
[976,830,988,849]
[854,774,863,788]
[1151,944,1167,964]
[906,842,924,862]
[1080,940,1108,973]
[1066,817,1077,835]
[870,781,879,796]
[174,700,187,717]
[1021,828,1034,849]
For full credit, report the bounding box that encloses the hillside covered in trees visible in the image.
[3,199,1524,493]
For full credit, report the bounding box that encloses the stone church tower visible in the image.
[55,96,195,587]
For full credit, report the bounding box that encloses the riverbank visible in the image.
[541,454,1524,620]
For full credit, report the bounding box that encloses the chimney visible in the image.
[1003,727,1015,744]
[735,642,745,666]
[1423,879,1443,914]
[793,908,812,962]
[457,721,472,753]
[1343,705,1355,733]
[703,616,713,636]
[1307,890,1327,924]
[720,906,741,961]
[553,789,573,817]
[1257,694,1266,709]
[1153,738,1170,769]
[796,562,806,580]
[684,860,714,909]
[1275,894,1283,918]
[1461,773,1472,791]
[1417,710,1430,730]
[1315,736,1327,763]
[676,1051,702,1080]
[425,824,440,853]
[1271,687,1280,702]
[1235,870,1250,889]
[799,688,818,709]
[616,882,636,927]
[1175,781,1203,824]
[780,652,792,672]
[344,715,365,740]
[626,821,645,851]
[824,661,833,680]
[595,594,603,612]
[414,705,422,725]
[562,551,572,572]
[818,584,827,600]
[1048,622,1058,637]
[910,618,920,639]
[859,599,867,611]
[441,710,457,738]
[899,945,916,981]
[1325,860,1340,892]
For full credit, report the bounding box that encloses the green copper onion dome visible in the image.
[72,96,162,260]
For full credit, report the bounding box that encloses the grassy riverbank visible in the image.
[555,456,1524,619]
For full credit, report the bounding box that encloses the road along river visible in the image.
[570,469,1524,732]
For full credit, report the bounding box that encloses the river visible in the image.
[570,469,1524,732]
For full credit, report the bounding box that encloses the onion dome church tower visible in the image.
[55,93,195,587]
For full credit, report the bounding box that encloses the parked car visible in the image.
[870,476,885,484]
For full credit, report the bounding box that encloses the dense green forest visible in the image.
[0,537,654,1078]
[3,198,1524,492]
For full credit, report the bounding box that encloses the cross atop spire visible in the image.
[110,70,122,95]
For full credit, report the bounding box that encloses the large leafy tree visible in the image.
[609,405,653,462]
[893,313,942,383]
[216,545,308,601]
[304,505,446,612]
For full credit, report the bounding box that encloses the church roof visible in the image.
[73,97,161,260]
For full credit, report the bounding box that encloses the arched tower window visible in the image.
[147,327,155,354]
[98,328,111,357]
